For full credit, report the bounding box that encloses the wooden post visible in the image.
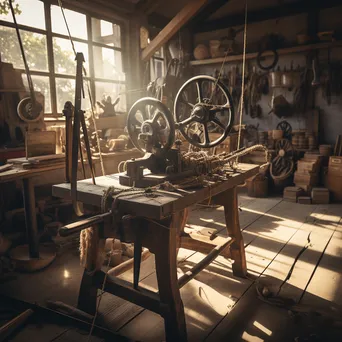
[213,187,247,277]
[152,214,187,342]
[77,270,98,315]
[22,178,39,258]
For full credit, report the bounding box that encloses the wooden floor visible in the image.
[1,193,342,341]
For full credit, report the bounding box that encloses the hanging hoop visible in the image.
[257,49,279,71]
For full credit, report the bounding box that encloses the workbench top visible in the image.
[52,163,260,220]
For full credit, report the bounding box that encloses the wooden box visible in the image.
[283,186,304,202]
[328,157,342,174]
[295,184,313,192]
[298,196,312,204]
[294,171,319,185]
[324,172,342,202]
[297,160,319,174]
[311,187,330,204]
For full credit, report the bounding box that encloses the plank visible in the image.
[206,203,342,341]
[301,220,342,307]
[119,251,252,341]
[92,248,196,333]
[141,0,208,61]
[52,164,260,220]
[118,200,313,341]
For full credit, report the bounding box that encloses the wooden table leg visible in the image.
[214,186,247,277]
[22,178,39,258]
[152,214,187,342]
[77,269,98,315]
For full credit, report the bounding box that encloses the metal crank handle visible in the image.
[59,211,112,237]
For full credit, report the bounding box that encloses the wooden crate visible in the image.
[298,196,312,204]
[311,187,330,204]
[297,160,319,174]
[294,171,319,185]
[283,186,304,202]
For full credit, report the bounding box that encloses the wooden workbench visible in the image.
[0,149,142,260]
[52,163,259,342]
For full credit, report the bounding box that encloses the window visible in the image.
[0,0,126,117]
[150,47,165,81]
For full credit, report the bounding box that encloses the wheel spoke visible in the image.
[132,115,142,126]
[179,98,195,109]
[196,80,203,102]
[203,123,210,145]
[152,110,163,124]
[212,118,226,130]
[177,115,196,127]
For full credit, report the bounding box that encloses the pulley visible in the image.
[127,97,175,153]
[173,75,234,148]
[8,0,43,122]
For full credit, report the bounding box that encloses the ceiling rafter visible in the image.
[194,0,342,33]
[141,0,209,61]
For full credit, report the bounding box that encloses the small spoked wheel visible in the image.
[277,120,292,140]
[174,75,234,148]
[127,97,175,153]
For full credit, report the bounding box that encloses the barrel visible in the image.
[319,144,332,157]
[272,130,283,140]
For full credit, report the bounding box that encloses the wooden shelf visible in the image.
[190,40,342,66]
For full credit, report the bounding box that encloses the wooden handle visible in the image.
[59,212,111,237]
[0,309,34,341]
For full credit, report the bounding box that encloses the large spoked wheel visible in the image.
[174,75,234,148]
[275,139,294,159]
[127,97,175,153]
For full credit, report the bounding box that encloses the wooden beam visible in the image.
[141,0,209,61]
[195,0,342,33]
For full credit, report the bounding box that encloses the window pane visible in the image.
[91,18,121,48]
[154,47,164,58]
[53,37,89,75]
[95,82,126,112]
[22,75,51,113]
[0,27,48,71]
[51,5,87,40]
[56,78,91,113]
[150,58,164,80]
[93,47,125,81]
[0,0,45,29]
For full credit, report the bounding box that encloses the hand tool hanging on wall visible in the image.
[8,0,43,122]
[311,52,320,87]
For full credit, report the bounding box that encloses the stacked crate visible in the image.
[324,156,342,201]
[293,154,322,192]
[283,186,305,202]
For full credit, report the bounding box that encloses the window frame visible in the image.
[150,47,166,81]
[0,0,127,118]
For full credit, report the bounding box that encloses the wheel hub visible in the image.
[279,149,285,157]
[141,121,154,135]
[191,104,210,123]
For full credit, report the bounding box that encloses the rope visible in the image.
[237,1,248,153]
[57,0,105,176]
[8,0,35,102]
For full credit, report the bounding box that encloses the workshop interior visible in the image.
[1,0,342,341]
